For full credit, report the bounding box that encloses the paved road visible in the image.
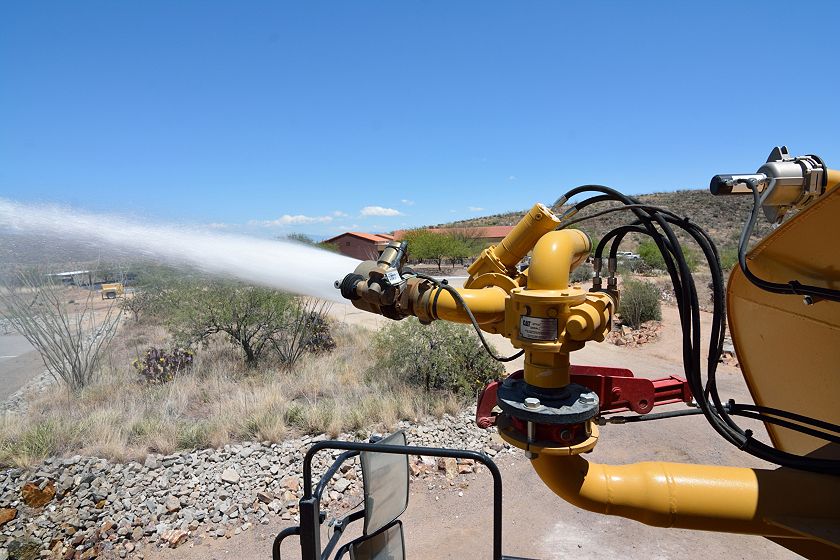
[0,334,44,401]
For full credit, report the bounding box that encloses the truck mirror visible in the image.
[361,431,409,535]
[350,522,405,560]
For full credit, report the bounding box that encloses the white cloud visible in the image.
[251,214,334,227]
[360,206,402,217]
[332,211,348,217]
[205,222,230,230]
[400,199,415,206]
[508,175,518,181]
[467,206,485,212]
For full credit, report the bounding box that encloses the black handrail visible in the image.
[321,509,365,559]
[302,440,504,560]
[315,450,359,500]
[272,525,301,560]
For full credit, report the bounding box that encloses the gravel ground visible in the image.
[0,410,508,560]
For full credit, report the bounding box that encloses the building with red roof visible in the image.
[322,232,395,260]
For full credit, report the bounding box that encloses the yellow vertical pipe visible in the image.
[528,229,591,291]
[521,229,591,388]
[525,351,571,388]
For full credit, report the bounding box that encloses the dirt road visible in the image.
[0,334,41,401]
[147,299,802,560]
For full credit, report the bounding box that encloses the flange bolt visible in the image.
[578,393,597,405]
[524,397,542,410]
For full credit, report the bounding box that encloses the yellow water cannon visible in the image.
[334,157,840,554]
[336,203,616,457]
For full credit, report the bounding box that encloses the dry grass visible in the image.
[0,320,463,467]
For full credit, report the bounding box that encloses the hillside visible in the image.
[438,189,770,252]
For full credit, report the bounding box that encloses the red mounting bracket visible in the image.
[476,365,692,428]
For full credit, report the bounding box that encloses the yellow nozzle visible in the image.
[466,203,561,283]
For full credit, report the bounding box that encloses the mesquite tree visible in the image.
[0,271,122,391]
[162,280,333,368]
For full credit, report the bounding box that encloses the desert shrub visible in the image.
[121,290,154,322]
[569,263,592,284]
[132,347,194,383]
[719,246,739,271]
[620,279,662,328]
[272,300,336,368]
[301,312,336,354]
[0,421,60,465]
[176,422,211,450]
[625,257,653,275]
[372,318,504,396]
[638,239,698,273]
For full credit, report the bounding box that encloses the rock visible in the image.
[7,537,41,560]
[257,491,274,504]
[333,478,351,493]
[457,463,473,475]
[221,468,240,484]
[161,528,188,548]
[439,458,458,479]
[282,476,300,492]
[143,455,159,469]
[21,481,56,508]
[164,495,181,513]
[0,507,17,527]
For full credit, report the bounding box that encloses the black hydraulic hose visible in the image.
[562,190,751,449]
[580,189,840,473]
[731,410,840,445]
[413,273,524,363]
[738,184,840,302]
[729,402,840,435]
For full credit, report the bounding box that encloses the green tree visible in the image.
[637,239,697,272]
[284,233,316,245]
[283,233,340,254]
[404,229,460,271]
[161,280,330,367]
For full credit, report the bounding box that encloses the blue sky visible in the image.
[2,1,839,238]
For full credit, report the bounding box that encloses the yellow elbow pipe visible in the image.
[528,229,591,291]
[531,454,840,537]
[430,286,508,326]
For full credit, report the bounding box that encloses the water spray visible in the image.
[0,198,358,301]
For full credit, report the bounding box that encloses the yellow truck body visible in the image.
[100,282,125,299]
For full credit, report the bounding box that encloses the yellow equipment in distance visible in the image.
[100,282,124,300]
